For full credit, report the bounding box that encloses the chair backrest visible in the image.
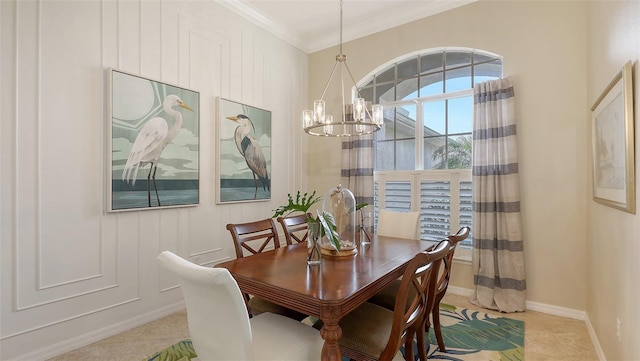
[226,218,282,259]
[376,209,421,239]
[276,213,311,245]
[379,239,450,360]
[157,251,255,361]
[435,226,471,298]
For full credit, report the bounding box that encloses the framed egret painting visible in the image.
[590,61,635,214]
[217,98,271,203]
[107,69,200,212]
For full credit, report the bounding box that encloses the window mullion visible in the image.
[415,100,423,170]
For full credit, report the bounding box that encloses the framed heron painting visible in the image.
[107,69,200,212]
[217,97,271,203]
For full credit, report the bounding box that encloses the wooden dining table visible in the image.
[216,235,437,361]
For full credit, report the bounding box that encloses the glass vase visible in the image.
[322,185,356,250]
[307,221,322,266]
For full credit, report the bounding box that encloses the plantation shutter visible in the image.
[420,180,451,240]
[374,170,472,253]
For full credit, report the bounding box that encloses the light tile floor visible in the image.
[49,293,599,361]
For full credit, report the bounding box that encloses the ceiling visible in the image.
[216,0,476,53]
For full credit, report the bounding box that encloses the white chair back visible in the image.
[157,251,255,361]
[377,209,421,239]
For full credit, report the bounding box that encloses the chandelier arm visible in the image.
[343,61,374,119]
[319,61,340,100]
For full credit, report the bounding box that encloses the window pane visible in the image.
[376,83,395,103]
[359,86,374,102]
[395,104,416,139]
[374,141,394,171]
[446,135,472,169]
[473,52,498,63]
[397,77,418,101]
[474,60,502,84]
[445,67,472,92]
[447,96,472,134]
[424,135,446,170]
[396,139,415,170]
[420,53,443,74]
[419,73,443,97]
[420,180,451,239]
[423,100,445,135]
[374,107,396,141]
[397,57,418,80]
[445,51,472,68]
[376,66,395,83]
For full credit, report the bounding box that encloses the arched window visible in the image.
[361,48,502,250]
[360,48,502,170]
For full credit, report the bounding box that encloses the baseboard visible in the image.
[447,286,586,320]
[447,285,474,297]
[584,314,607,361]
[12,301,185,361]
[525,299,586,320]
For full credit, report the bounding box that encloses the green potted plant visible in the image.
[273,191,341,265]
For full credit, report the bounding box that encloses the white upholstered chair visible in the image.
[157,251,323,361]
[376,209,421,239]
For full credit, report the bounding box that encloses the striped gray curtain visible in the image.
[341,134,374,206]
[470,77,526,313]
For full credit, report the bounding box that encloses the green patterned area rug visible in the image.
[145,304,524,361]
[416,303,524,360]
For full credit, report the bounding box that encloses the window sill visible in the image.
[453,255,472,266]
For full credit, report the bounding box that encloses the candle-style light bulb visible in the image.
[372,105,383,126]
[324,115,333,135]
[314,100,325,124]
[353,98,365,121]
[303,110,313,129]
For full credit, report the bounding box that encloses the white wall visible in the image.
[308,0,589,311]
[586,2,640,360]
[0,1,307,359]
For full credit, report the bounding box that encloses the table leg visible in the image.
[319,307,343,361]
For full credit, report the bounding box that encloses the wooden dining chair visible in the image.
[431,226,471,352]
[368,227,471,353]
[335,240,450,361]
[366,209,421,311]
[276,213,312,245]
[226,218,307,321]
[157,251,323,361]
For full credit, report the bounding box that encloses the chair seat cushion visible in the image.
[338,302,394,358]
[367,279,401,311]
[368,279,417,312]
[250,312,324,360]
[248,296,307,321]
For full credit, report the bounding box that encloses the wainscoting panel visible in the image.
[0,0,307,359]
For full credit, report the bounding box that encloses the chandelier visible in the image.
[303,0,383,137]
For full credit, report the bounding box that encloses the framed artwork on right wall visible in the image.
[590,60,635,214]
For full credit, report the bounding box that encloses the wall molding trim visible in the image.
[13,301,185,361]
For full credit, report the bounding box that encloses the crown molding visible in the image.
[216,0,476,54]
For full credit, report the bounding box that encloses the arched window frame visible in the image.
[358,48,503,260]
